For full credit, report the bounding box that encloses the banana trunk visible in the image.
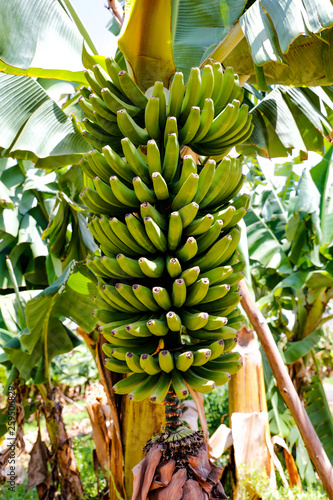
[229,326,275,500]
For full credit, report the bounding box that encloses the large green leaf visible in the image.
[302,376,333,464]
[310,147,333,247]
[0,73,89,168]
[10,261,97,381]
[239,86,333,158]
[284,329,323,364]
[0,0,87,83]
[236,0,333,87]
[244,207,292,273]
[173,0,246,80]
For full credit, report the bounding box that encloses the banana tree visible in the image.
[244,148,333,468]
[1,0,333,498]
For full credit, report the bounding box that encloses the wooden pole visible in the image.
[239,280,333,499]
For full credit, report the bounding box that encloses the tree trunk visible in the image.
[39,386,84,499]
[95,334,165,500]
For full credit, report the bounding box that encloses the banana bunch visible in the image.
[78,59,253,157]
[79,64,252,403]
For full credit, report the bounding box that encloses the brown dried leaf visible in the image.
[187,444,212,482]
[207,464,223,485]
[182,478,208,499]
[148,468,187,500]
[150,459,176,490]
[210,481,228,499]
[27,431,52,492]
[132,443,164,500]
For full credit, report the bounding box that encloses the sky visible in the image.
[70,0,118,57]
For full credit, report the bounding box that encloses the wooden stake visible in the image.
[239,280,333,499]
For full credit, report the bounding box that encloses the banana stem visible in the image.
[165,386,183,431]
[239,280,333,498]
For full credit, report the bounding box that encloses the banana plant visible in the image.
[244,147,333,468]
[1,0,333,498]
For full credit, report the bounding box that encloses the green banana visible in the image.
[211,62,223,103]
[125,214,157,253]
[192,233,232,271]
[206,358,242,375]
[192,366,231,386]
[115,283,148,311]
[171,173,199,211]
[185,214,214,237]
[178,106,201,144]
[192,97,215,143]
[138,256,165,278]
[164,116,178,145]
[171,155,197,194]
[185,278,209,307]
[143,217,168,252]
[146,317,169,336]
[168,211,183,251]
[175,237,198,262]
[152,80,167,129]
[109,176,139,207]
[151,172,169,200]
[102,145,134,183]
[163,133,179,183]
[126,352,145,373]
[140,354,161,375]
[180,266,201,286]
[110,217,146,253]
[150,371,172,403]
[181,311,209,330]
[112,372,148,394]
[147,139,162,176]
[167,72,185,118]
[152,287,172,310]
[172,279,187,308]
[171,369,189,399]
[158,350,174,373]
[118,70,148,108]
[101,87,141,116]
[105,57,122,88]
[133,176,157,204]
[166,256,182,278]
[145,97,161,140]
[117,109,150,145]
[174,351,193,372]
[166,311,182,331]
[198,266,233,286]
[193,158,216,204]
[192,348,211,366]
[178,202,199,228]
[179,67,201,123]
[196,220,224,254]
[182,368,215,393]
[132,284,160,312]
[198,64,214,108]
[121,137,150,183]
[128,374,160,401]
[199,284,230,304]
[205,315,228,331]
[140,202,166,229]
[105,357,132,373]
[126,320,152,338]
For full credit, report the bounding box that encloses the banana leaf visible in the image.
[244,207,291,273]
[235,0,333,87]
[0,73,89,168]
[302,376,333,464]
[0,0,87,83]
[284,329,323,364]
[239,86,333,158]
[172,0,246,81]
[2,261,98,382]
